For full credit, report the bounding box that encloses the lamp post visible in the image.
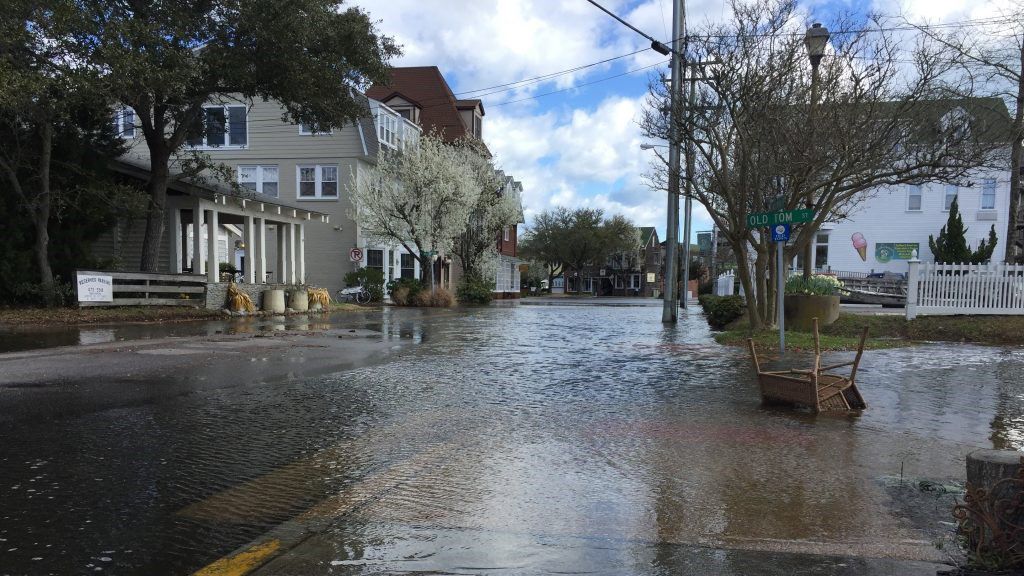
[802,22,829,280]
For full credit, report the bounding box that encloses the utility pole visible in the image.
[662,0,685,323]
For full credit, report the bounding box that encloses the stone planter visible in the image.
[288,289,309,312]
[262,289,286,314]
[783,293,840,332]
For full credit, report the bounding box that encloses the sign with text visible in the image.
[746,209,814,228]
[647,272,656,283]
[875,242,919,263]
[771,223,791,243]
[76,273,113,302]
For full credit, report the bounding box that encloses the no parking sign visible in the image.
[349,248,363,262]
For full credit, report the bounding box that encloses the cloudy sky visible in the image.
[352,0,1016,240]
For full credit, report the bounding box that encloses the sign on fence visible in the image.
[76,273,113,303]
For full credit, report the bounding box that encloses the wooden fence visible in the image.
[906,261,1024,319]
[76,270,206,307]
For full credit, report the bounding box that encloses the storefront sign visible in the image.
[76,273,113,302]
[874,242,919,263]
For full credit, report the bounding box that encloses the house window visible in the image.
[814,233,829,270]
[503,226,510,242]
[366,249,384,272]
[296,165,338,199]
[473,115,482,139]
[616,275,624,289]
[114,108,135,138]
[630,274,640,289]
[187,105,247,148]
[237,165,279,197]
[944,185,958,211]
[378,113,398,149]
[907,184,922,211]
[400,253,415,279]
[982,178,997,210]
[298,123,332,136]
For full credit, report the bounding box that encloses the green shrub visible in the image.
[457,273,494,305]
[698,294,746,329]
[344,268,385,302]
[697,279,714,295]
[219,261,239,275]
[785,274,842,296]
[386,277,424,305]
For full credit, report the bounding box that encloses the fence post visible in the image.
[906,252,920,320]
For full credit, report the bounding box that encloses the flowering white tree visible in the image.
[349,133,479,288]
[453,142,522,282]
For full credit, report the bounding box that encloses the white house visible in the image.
[807,173,1011,275]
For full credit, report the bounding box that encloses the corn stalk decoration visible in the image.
[954,457,1024,570]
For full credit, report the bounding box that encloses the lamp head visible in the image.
[804,23,830,67]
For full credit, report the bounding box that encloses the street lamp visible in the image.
[801,22,829,280]
[639,143,664,150]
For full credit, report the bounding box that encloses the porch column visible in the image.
[206,208,219,284]
[297,223,306,284]
[244,215,256,284]
[192,200,205,277]
[255,218,267,284]
[169,207,183,273]
[286,222,297,284]
[276,223,287,285]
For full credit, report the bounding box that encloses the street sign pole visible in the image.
[777,240,785,357]
[770,223,791,357]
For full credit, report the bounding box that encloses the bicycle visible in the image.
[336,280,372,305]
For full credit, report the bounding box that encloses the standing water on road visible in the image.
[1,304,1023,574]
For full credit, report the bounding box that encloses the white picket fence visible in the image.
[906,260,1024,319]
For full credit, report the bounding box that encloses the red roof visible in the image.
[367,67,472,143]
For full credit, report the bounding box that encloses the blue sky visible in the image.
[352,0,1011,241]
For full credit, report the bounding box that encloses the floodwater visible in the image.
[1,304,1023,575]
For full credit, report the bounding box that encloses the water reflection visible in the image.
[1,304,1023,574]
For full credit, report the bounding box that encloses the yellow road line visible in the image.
[192,540,281,576]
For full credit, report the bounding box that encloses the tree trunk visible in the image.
[734,240,762,330]
[140,150,171,272]
[35,122,55,305]
[754,247,768,326]
[1005,45,1023,263]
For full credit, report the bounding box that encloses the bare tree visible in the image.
[907,10,1024,262]
[642,0,1007,329]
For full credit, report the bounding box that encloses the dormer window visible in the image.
[186,105,247,148]
[473,114,482,139]
[378,112,398,149]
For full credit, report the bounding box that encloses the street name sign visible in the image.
[746,209,814,228]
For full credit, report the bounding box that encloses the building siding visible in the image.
[817,169,1011,274]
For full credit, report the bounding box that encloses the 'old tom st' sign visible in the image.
[745,208,814,228]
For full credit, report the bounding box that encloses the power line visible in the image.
[454,48,652,96]
[491,59,668,108]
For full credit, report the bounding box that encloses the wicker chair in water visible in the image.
[746,318,868,413]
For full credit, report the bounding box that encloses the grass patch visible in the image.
[714,313,1024,350]
[0,306,223,326]
[330,302,369,312]
[714,328,909,353]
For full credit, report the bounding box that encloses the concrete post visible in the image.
[255,218,266,284]
[192,201,205,277]
[243,215,256,284]
[276,223,287,285]
[206,208,219,284]
[168,207,183,273]
[906,253,920,320]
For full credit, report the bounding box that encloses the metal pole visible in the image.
[662,0,685,323]
[803,61,821,281]
[680,63,696,310]
[777,240,785,356]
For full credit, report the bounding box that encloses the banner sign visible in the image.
[874,243,919,263]
[76,273,113,302]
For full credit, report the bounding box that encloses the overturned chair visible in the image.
[747,318,868,413]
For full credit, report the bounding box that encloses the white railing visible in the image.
[906,259,1024,319]
[715,272,735,296]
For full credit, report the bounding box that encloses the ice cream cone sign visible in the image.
[851,233,868,262]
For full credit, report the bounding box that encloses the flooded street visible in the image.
[2,303,1023,574]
